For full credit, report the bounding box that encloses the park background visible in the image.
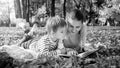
[0,0,120,68]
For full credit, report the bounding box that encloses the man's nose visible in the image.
[72,28,77,33]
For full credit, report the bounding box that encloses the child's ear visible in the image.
[83,20,88,25]
[51,31,55,35]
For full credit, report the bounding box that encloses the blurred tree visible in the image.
[21,0,27,19]
[14,0,22,18]
[46,0,50,16]
[72,0,108,26]
[21,0,30,22]
[14,0,120,26]
[26,0,30,22]
[51,0,55,16]
[63,0,66,19]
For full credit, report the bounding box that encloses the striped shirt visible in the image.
[28,35,60,58]
[19,34,78,58]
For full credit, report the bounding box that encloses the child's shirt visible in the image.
[29,35,61,58]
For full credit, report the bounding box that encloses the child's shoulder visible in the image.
[40,34,49,39]
[36,35,51,45]
[37,35,49,42]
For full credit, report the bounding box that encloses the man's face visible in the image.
[68,18,82,33]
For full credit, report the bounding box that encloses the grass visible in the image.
[0,27,120,68]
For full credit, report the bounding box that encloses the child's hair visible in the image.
[46,16,67,33]
[66,9,84,23]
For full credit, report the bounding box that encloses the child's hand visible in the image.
[57,40,65,49]
[67,50,78,56]
[57,48,67,54]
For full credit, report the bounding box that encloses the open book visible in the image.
[59,49,98,58]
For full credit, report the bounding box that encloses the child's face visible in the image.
[54,27,66,40]
[68,18,82,33]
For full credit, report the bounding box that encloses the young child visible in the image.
[17,16,67,59]
[0,16,67,63]
[32,16,67,58]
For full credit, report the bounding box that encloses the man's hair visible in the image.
[46,16,67,33]
[68,9,84,22]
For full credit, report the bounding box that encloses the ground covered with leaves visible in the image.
[0,27,120,68]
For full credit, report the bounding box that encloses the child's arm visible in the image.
[17,24,37,46]
[66,48,78,56]
[27,23,38,36]
[40,43,77,58]
[57,39,65,49]
[17,34,33,46]
[37,37,67,58]
[38,42,67,58]
[38,49,65,58]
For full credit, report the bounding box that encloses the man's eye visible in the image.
[69,24,74,28]
[68,22,73,27]
[76,26,80,29]
[61,31,63,33]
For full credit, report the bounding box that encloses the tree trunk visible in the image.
[51,0,55,17]
[26,0,30,22]
[14,0,22,18]
[63,0,66,19]
[21,0,27,19]
[21,0,30,22]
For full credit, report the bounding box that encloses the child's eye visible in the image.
[69,24,74,28]
[76,26,80,29]
[61,31,63,33]
[68,23,74,28]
